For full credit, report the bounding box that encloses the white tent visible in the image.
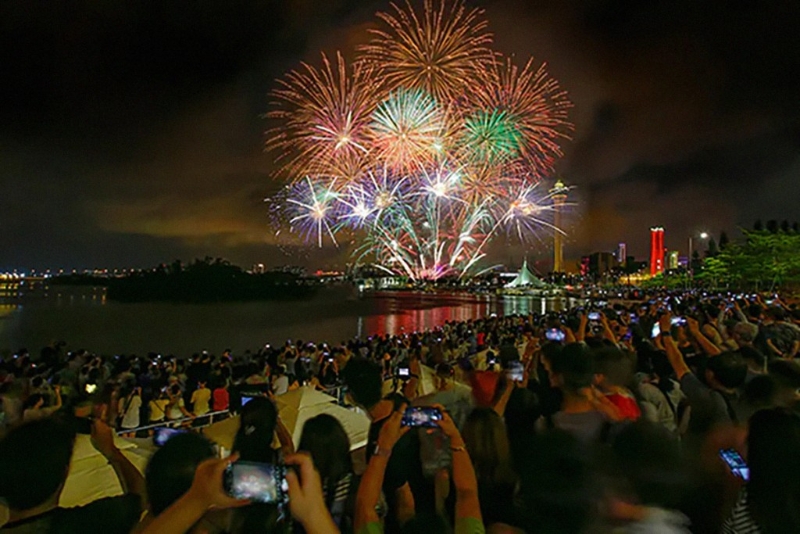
[276,386,370,450]
[504,259,547,288]
[203,386,370,452]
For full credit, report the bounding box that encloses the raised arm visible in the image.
[687,317,722,356]
[91,419,146,511]
[600,313,618,344]
[576,311,588,342]
[137,455,249,534]
[660,313,690,380]
[355,404,409,531]
[433,405,482,523]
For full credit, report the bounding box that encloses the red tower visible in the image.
[650,227,665,275]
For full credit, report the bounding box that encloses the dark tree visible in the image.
[719,231,730,249]
[754,220,764,231]
[781,220,791,233]
[706,238,719,258]
[767,220,779,234]
[793,222,799,233]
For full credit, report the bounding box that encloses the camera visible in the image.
[224,461,289,504]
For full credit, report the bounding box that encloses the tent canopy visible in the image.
[504,259,546,288]
[204,386,370,452]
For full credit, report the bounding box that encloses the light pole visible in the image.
[688,231,709,286]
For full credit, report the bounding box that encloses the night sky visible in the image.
[2,0,800,271]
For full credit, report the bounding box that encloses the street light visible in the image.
[688,231,710,285]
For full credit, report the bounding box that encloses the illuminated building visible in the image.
[667,250,679,270]
[551,178,569,272]
[616,242,627,264]
[650,227,665,275]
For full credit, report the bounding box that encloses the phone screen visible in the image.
[401,406,443,428]
[545,328,565,342]
[588,312,601,321]
[507,361,524,382]
[224,461,288,504]
[719,449,749,480]
[153,427,187,447]
[397,367,410,377]
[241,394,257,407]
[651,323,661,338]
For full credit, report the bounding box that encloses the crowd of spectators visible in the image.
[1,289,799,533]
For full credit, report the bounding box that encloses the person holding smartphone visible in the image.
[356,403,484,534]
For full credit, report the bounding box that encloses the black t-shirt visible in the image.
[0,495,141,534]
[367,414,434,530]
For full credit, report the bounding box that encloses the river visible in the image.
[0,282,575,357]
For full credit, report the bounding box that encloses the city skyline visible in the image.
[2,1,800,270]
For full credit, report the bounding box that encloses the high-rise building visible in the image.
[667,250,679,270]
[650,227,665,275]
[616,242,627,264]
[551,178,569,272]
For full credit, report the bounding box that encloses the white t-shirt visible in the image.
[118,395,142,429]
[273,375,289,396]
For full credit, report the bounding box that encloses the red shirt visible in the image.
[470,370,500,408]
[213,388,229,411]
[605,391,641,421]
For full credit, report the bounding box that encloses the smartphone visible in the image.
[671,317,687,327]
[622,331,633,341]
[719,449,749,480]
[507,361,524,382]
[75,416,93,435]
[545,328,565,342]
[588,312,601,321]
[651,323,661,338]
[153,427,187,447]
[224,461,289,504]
[241,394,259,407]
[397,367,410,377]
[401,406,443,428]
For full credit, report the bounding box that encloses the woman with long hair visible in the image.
[298,414,357,532]
[722,408,800,533]
[229,396,294,534]
[461,407,518,528]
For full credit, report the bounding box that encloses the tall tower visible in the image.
[551,178,569,272]
[617,242,627,264]
[650,227,665,275]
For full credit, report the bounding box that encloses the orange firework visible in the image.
[267,52,379,179]
[359,0,495,104]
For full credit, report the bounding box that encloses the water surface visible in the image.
[0,283,573,356]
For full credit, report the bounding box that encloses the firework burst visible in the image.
[265,0,574,279]
[267,52,377,177]
[360,0,495,103]
[471,55,573,174]
[370,88,447,170]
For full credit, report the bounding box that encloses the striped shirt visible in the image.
[721,487,761,534]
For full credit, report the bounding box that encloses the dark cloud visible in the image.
[1,0,800,270]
